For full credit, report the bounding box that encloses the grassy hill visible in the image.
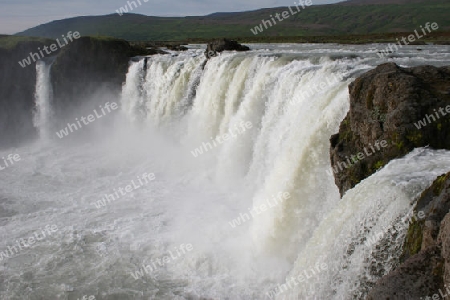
[16,0,450,42]
[0,35,55,50]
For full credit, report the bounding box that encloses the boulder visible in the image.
[205,38,250,58]
[330,63,450,196]
[166,44,188,51]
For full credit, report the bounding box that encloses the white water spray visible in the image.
[33,60,54,140]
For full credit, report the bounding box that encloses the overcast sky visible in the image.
[1,0,343,34]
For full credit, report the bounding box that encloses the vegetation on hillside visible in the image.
[15,0,450,42]
[0,35,55,50]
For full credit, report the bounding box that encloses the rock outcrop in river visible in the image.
[330,63,450,196]
[205,39,250,58]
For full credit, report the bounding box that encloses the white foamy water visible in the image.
[33,60,54,141]
[1,44,450,299]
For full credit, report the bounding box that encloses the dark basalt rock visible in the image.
[49,37,153,124]
[330,63,450,196]
[205,38,250,58]
[366,245,444,300]
[0,39,57,147]
[166,44,188,51]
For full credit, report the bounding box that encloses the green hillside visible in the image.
[16,0,450,41]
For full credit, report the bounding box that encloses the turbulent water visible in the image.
[1,44,450,300]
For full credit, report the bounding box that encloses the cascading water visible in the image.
[1,44,450,299]
[33,60,54,140]
[116,46,450,299]
[121,53,205,127]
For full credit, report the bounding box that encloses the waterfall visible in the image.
[2,44,450,300]
[121,53,360,257]
[121,52,206,126]
[282,148,450,299]
[33,60,54,140]
[116,50,450,299]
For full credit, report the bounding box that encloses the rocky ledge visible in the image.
[330,63,450,196]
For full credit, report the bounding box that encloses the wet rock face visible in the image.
[50,37,150,116]
[205,39,250,58]
[439,213,450,287]
[367,173,450,300]
[366,245,444,300]
[330,63,450,196]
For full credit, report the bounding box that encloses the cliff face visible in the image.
[50,37,152,117]
[0,36,151,146]
[0,40,55,147]
[330,63,450,196]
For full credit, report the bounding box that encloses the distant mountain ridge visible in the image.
[16,0,450,41]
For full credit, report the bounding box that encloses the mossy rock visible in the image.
[401,219,425,262]
[433,173,450,196]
